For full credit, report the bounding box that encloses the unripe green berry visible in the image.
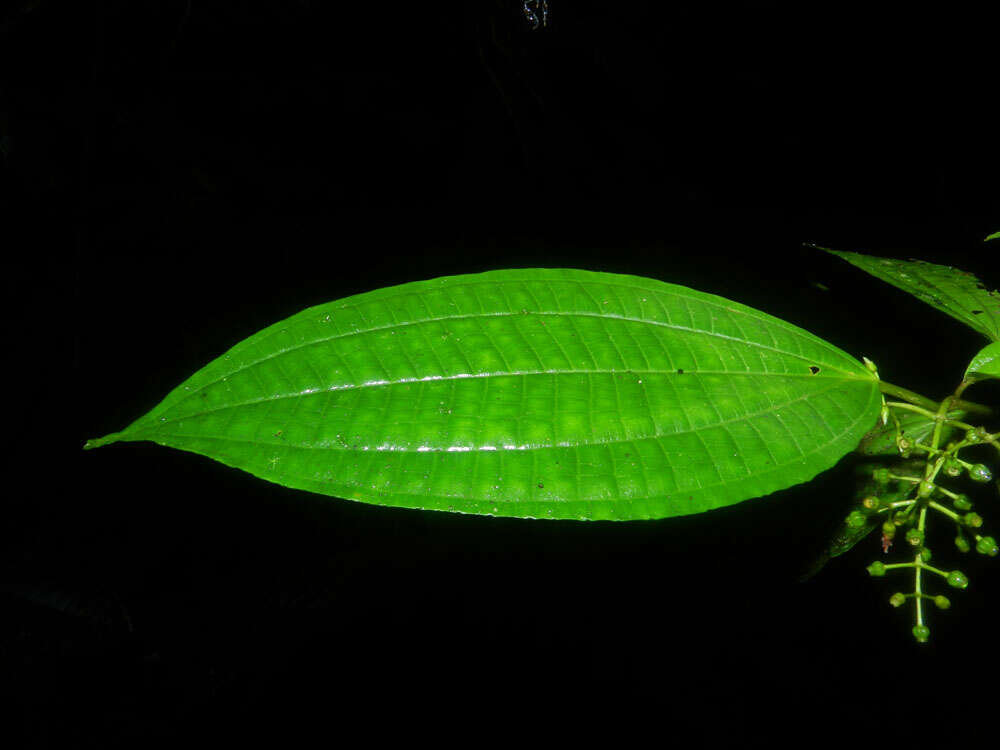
[912,624,930,643]
[882,521,896,538]
[862,495,881,510]
[976,536,999,557]
[965,429,981,444]
[867,561,886,577]
[955,535,971,553]
[846,510,868,528]
[947,570,969,589]
[943,458,963,477]
[963,512,983,529]
[934,595,951,610]
[953,494,973,511]
[920,547,932,562]
[917,480,936,498]
[873,467,891,485]
[905,528,924,546]
[969,464,994,483]
[897,437,912,457]
[889,592,906,608]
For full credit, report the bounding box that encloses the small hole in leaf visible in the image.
[809,365,821,374]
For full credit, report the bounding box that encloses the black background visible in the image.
[3,1,999,746]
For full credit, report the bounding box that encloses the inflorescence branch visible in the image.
[853,379,998,642]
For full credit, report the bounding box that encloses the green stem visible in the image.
[929,393,955,459]
[878,382,937,411]
[878,380,993,418]
[928,500,960,522]
[917,560,950,578]
[884,401,978,432]
[915,506,927,630]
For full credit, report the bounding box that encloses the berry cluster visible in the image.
[851,406,999,642]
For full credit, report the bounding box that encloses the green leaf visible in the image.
[800,459,923,580]
[856,409,966,457]
[85,268,880,521]
[964,341,1000,383]
[816,246,1000,342]
[985,231,1000,242]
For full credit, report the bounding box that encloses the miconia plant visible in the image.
[86,239,999,642]
[801,240,999,642]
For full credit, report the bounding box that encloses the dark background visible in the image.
[3,0,999,746]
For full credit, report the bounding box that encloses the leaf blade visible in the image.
[817,246,1000,342]
[88,269,881,520]
[964,341,1000,383]
[856,409,966,456]
[800,459,924,579]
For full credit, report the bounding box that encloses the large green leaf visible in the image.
[85,268,881,521]
[817,246,1000,342]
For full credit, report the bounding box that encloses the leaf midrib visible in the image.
[136,374,869,452]
[143,379,879,504]
[163,306,865,420]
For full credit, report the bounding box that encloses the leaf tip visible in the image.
[802,242,833,253]
[83,432,124,450]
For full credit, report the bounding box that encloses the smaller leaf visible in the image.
[985,231,1000,242]
[820,511,880,563]
[964,342,1000,383]
[813,245,1000,342]
[856,409,966,457]
[799,460,923,580]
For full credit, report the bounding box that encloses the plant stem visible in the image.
[884,401,980,433]
[878,380,993,418]
[914,505,928,631]
[928,500,960,522]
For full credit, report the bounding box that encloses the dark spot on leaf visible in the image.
[677,368,684,374]
[809,365,821,374]
[537,482,544,489]
[972,310,984,315]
